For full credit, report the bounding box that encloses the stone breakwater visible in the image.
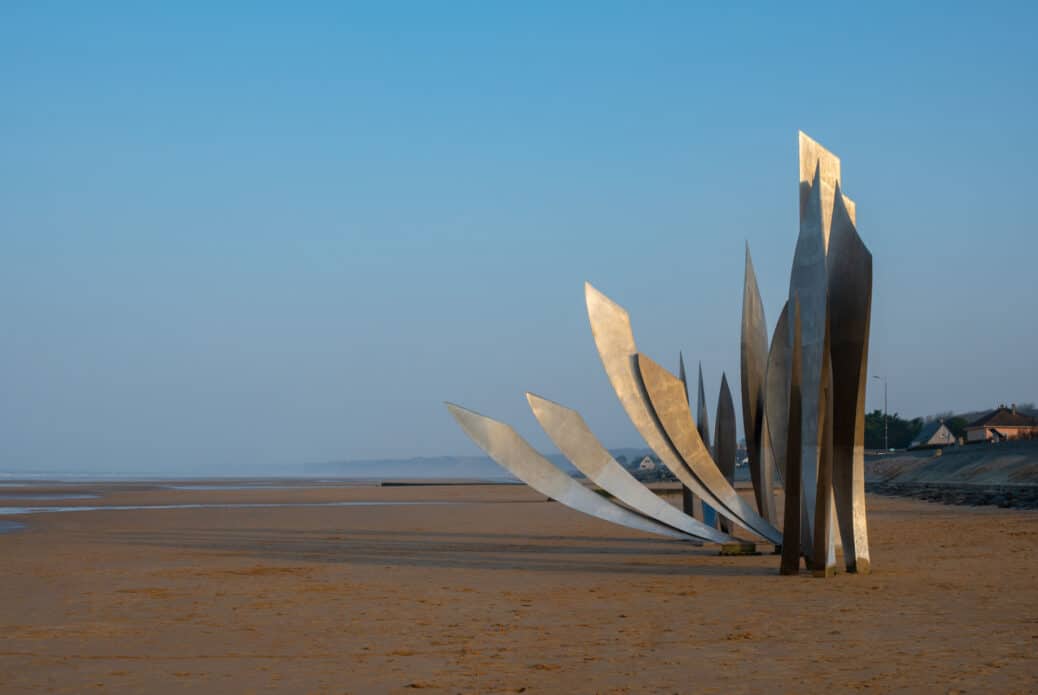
[864,439,1038,509]
[865,481,1038,510]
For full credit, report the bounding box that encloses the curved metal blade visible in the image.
[789,163,829,556]
[741,245,777,523]
[635,353,783,544]
[445,403,696,542]
[827,182,872,573]
[764,300,791,484]
[714,372,737,534]
[526,393,729,544]
[584,283,734,530]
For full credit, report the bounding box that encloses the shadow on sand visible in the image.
[110,526,777,577]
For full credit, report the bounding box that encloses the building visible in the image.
[908,420,957,449]
[964,405,1038,443]
[637,456,657,471]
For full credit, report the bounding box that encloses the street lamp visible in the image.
[872,375,888,451]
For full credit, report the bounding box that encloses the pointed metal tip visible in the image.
[525,391,553,409]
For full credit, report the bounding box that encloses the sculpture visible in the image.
[446,131,873,576]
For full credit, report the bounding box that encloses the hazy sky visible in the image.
[2,3,1036,473]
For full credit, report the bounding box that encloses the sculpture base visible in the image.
[719,542,759,556]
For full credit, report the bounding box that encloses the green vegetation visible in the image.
[865,410,922,450]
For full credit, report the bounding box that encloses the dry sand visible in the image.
[0,481,1035,693]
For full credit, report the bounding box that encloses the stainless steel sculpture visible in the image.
[741,246,778,523]
[827,184,873,573]
[635,354,782,544]
[444,130,874,576]
[525,393,734,544]
[677,353,697,517]
[764,301,791,483]
[583,283,736,530]
[788,163,830,566]
[445,403,697,542]
[779,300,804,575]
[713,373,737,534]
[695,363,718,527]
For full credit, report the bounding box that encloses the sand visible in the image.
[0,481,1035,693]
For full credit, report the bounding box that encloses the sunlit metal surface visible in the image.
[525,393,731,544]
[827,184,872,574]
[445,403,696,542]
[798,130,855,250]
[583,283,728,523]
[741,245,777,523]
[635,353,782,544]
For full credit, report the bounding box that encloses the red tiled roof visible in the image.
[965,406,1038,429]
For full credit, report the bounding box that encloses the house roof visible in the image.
[965,406,1038,430]
[911,420,948,445]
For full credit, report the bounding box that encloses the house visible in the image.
[637,456,657,471]
[964,405,1038,443]
[909,420,957,449]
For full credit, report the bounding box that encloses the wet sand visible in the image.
[0,482,1035,693]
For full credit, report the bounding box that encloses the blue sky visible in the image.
[2,2,1036,472]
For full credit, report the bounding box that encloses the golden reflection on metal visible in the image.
[583,283,728,524]
[827,184,872,573]
[525,393,732,545]
[635,353,782,544]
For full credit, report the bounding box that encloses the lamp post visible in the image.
[872,375,888,451]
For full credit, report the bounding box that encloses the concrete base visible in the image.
[719,542,760,556]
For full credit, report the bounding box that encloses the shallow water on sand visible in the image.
[0,500,461,516]
[0,494,100,500]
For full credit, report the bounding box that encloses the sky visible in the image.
[2,2,1036,474]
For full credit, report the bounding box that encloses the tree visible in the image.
[865,410,923,450]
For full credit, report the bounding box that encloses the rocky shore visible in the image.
[865,439,1038,509]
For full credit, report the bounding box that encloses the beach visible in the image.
[0,481,1035,693]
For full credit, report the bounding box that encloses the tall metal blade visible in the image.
[445,403,696,542]
[741,244,776,522]
[635,353,783,544]
[526,393,730,544]
[695,363,717,527]
[764,300,791,483]
[714,372,737,534]
[677,352,696,517]
[789,162,829,562]
[827,183,872,573]
[780,299,804,575]
[696,363,712,451]
[799,130,845,251]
